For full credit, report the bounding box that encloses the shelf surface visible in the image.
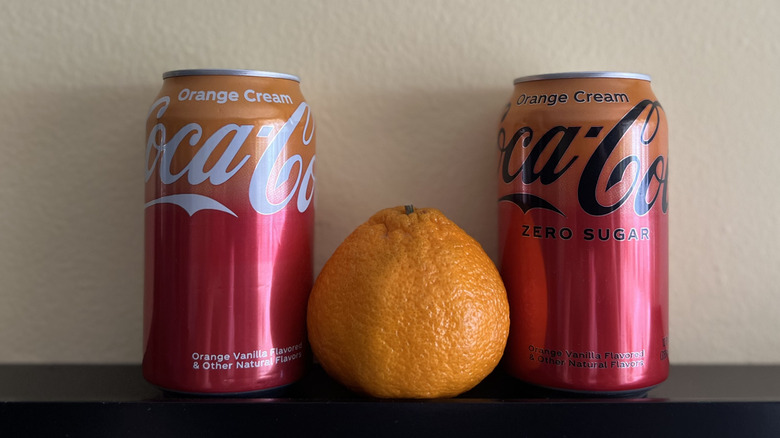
[2,364,780,437]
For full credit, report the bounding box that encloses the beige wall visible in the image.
[1,0,778,364]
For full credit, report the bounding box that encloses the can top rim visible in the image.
[514,71,651,84]
[163,69,301,82]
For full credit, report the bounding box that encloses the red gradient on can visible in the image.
[498,74,668,393]
[143,71,314,394]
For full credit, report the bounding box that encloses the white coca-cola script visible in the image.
[144,96,315,217]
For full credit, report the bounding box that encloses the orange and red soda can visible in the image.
[497,72,669,395]
[143,69,315,395]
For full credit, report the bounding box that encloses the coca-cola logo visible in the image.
[144,96,315,217]
[498,100,667,217]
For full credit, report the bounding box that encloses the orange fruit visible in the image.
[307,205,510,398]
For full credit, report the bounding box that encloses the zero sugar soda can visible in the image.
[143,69,315,395]
[497,72,668,395]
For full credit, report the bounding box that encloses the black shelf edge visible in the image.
[2,365,780,437]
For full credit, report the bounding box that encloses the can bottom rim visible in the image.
[526,381,659,398]
[154,382,295,398]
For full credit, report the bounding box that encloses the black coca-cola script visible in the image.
[498,100,668,217]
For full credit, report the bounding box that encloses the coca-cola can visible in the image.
[497,72,668,395]
[143,69,315,395]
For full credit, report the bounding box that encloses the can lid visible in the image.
[163,69,301,82]
[514,71,651,84]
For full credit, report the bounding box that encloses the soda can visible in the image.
[497,72,668,395]
[143,69,315,395]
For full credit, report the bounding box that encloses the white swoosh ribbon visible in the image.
[144,194,237,217]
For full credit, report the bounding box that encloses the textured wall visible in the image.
[0,0,778,364]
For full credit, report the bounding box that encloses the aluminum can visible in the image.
[143,69,315,395]
[497,72,668,394]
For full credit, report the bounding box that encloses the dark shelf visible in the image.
[2,364,780,437]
